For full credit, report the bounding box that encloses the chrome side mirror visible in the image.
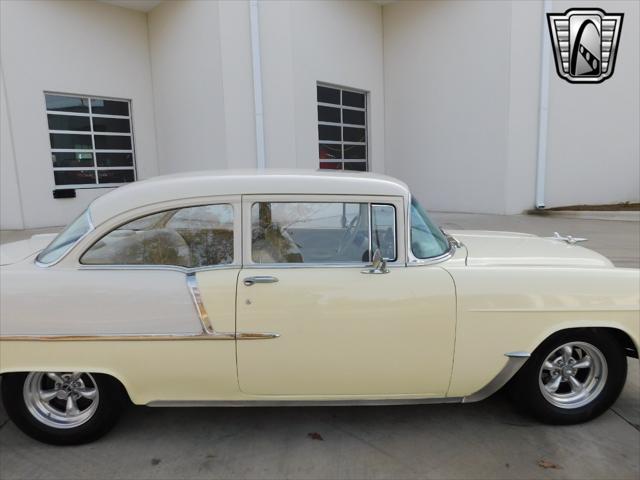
[362,248,389,275]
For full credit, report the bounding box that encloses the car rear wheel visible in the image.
[1,371,126,445]
[509,330,627,424]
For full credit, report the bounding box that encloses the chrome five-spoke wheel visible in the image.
[539,341,607,409]
[509,331,627,424]
[3,371,124,444]
[23,372,100,429]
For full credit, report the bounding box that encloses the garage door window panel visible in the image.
[45,92,136,188]
[316,84,367,171]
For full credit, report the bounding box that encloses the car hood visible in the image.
[446,230,613,268]
[0,234,57,266]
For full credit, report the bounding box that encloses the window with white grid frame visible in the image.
[45,93,136,187]
[317,84,367,171]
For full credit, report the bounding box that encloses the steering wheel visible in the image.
[336,214,362,258]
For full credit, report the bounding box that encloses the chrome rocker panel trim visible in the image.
[146,351,530,407]
[462,352,531,403]
[147,397,465,407]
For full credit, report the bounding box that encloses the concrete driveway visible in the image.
[1,213,638,480]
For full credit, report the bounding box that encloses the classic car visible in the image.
[0,170,638,445]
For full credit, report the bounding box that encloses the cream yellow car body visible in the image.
[1,170,638,406]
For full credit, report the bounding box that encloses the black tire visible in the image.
[509,329,627,424]
[1,372,126,445]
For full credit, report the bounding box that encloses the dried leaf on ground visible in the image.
[537,459,562,469]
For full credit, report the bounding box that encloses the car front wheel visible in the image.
[1,371,125,445]
[510,330,627,424]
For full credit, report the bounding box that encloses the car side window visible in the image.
[251,202,369,264]
[251,202,397,264]
[81,204,234,268]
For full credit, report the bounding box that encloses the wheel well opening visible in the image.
[0,371,134,404]
[542,327,638,359]
[600,328,639,359]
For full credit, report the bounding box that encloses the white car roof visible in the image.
[89,169,410,225]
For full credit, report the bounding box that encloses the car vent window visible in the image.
[371,204,397,261]
[410,197,450,259]
[251,202,372,264]
[81,204,234,268]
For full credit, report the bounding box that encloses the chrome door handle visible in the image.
[243,276,279,286]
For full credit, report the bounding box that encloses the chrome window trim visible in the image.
[76,263,412,272]
[244,196,404,267]
[241,194,406,266]
[367,201,372,260]
[35,210,96,268]
[77,263,240,274]
[77,201,239,269]
[241,262,406,270]
[371,203,397,262]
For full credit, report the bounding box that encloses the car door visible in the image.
[76,198,242,400]
[236,195,457,398]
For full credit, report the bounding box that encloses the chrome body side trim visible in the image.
[185,272,277,340]
[0,333,217,341]
[186,272,217,334]
[0,332,279,342]
[462,352,531,403]
[147,397,464,407]
[236,332,280,340]
[505,351,532,358]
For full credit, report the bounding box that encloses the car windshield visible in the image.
[410,197,450,259]
[36,209,93,265]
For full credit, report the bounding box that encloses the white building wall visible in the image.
[0,0,637,229]
[383,0,512,214]
[383,0,639,214]
[504,0,544,214]
[147,0,229,174]
[218,0,257,169]
[0,64,23,229]
[544,0,639,208]
[0,0,158,229]
[286,0,385,173]
[252,0,385,172]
